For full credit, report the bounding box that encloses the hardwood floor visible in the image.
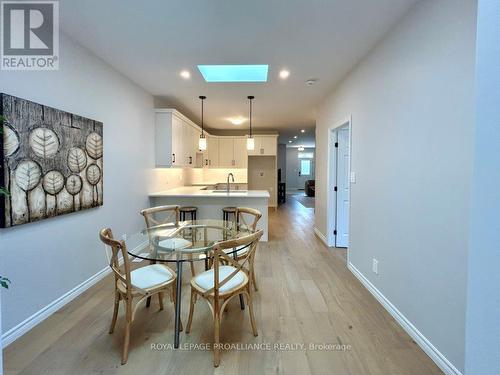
[3,199,442,375]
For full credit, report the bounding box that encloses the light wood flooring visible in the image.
[3,198,442,374]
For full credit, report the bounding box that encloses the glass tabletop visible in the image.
[125,219,254,262]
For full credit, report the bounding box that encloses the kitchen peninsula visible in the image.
[149,186,270,241]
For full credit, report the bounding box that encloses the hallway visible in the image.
[3,201,441,374]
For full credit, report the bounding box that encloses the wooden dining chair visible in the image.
[186,230,263,367]
[99,228,179,365]
[234,207,262,291]
[140,205,195,275]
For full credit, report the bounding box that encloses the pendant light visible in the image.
[198,95,207,151]
[247,95,255,151]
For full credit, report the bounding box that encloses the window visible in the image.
[300,159,311,176]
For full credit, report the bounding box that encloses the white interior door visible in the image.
[335,126,350,247]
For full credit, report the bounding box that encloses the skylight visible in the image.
[197,65,268,82]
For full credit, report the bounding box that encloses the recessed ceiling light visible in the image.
[288,140,292,143]
[294,135,298,139]
[198,65,268,82]
[306,79,317,86]
[227,116,246,125]
[279,69,290,79]
[301,129,305,133]
[180,70,191,79]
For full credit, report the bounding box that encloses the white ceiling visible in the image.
[60,0,418,144]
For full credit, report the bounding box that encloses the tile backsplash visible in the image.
[149,167,248,192]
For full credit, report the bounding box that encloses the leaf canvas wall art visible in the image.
[0,94,103,227]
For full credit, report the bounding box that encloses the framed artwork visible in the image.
[1,94,103,227]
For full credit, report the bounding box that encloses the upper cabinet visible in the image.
[247,135,278,156]
[233,138,248,168]
[155,110,202,167]
[207,136,219,167]
[155,109,275,168]
[218,137,248,168]
[155,111,177,167]
[218,138,234,167]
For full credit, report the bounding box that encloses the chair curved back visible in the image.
[205,230,263,299]
[141,205,180,229]
[99,228,132,294]
[235,207,262,231]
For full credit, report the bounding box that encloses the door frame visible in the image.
[326,116,352,248]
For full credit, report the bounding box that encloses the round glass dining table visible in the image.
[125,219,254,348]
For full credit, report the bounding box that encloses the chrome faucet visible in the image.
[227,173,234,193]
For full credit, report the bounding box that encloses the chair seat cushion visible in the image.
[192,265,246,293]
[130,264,174,290]
[158,238,192,250]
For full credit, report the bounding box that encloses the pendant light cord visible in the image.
[199,95,206,136]
[248,95,254,137]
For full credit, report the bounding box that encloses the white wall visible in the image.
[0,34,160,337]
[315,0,476,372]
[248,156,277,207]
[465,0,500,373]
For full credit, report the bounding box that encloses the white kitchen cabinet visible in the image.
[218,138,234,167]
[248,135,277,156]
[156,108,264,169]
[259,136,277,155]
[207,136,219,167]
[183,123,201,167]
[155,110,200,168]
[155,111,185,167]
[217,137,247,168]
[233,137,248,168]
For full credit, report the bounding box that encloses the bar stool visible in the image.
[222,206,237,222]
[180,206,197,221]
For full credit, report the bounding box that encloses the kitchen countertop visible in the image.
[149,186,270,198]
[190,182,247,186]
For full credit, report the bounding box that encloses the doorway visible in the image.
[285,147,315,191]
[327,118,351,248]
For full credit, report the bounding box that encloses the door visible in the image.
[171,115,184,166]
[208,136,219,167]
[233,138,248,168]
[259,136,277,155]
[335,126,350,247]
[297,158,313,189]
[218,138,234,167]
[183,123,196,166]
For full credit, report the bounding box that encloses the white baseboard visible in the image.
[2,241,146,347]
[314,227,330,247]
[347,262,462,375]
[1,264,111,347]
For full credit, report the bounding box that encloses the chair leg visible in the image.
[252,268,258,292]
[190,260,196,276]
[122,298,132,365]
[186,289,196,334]
[158,292,164,311]
[109,291,120,334]
[213,309,221,367]
[246,288,258,337]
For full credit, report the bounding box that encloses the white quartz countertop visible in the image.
[190,182,247,186]
[149,186,270,198]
